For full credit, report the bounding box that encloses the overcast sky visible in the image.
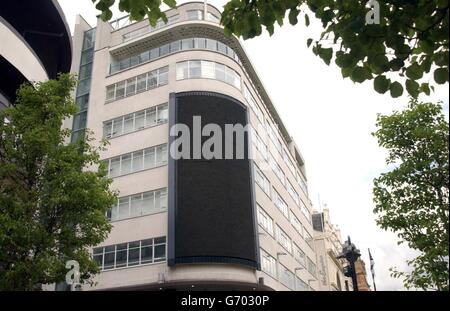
[58,0,449,291]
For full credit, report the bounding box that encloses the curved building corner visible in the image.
[0,0,72,108]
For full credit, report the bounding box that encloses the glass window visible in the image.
[126,77,136,96]
[206,38,217,50]
[181,38,194,50]
[154,244,166,262]
[103,121,113,139]
[187,10,203,20]
[109,157,121,177]
[106,84,116,101]
[73,112,87,131]
[116,243,128,268]
[202,61,215,79]
[194,38,206,49]
[93,248,103,268]
[215,63,226,81]
[217,41,227,54]
[157,105,168,123]
[150,47,159,60]
[142,191,155,214]
[76,94,89,111]
[141,239,153,263]
[136,73,147,92]
[159,43,170,56]
[156,145,167,166]
[110,204,118,221]
[112,117,123,137]
[147,71,158,89]
[132,150,143,172]
[130,194,143,217]
[176,61,188,80]
[145,107,157,126]
[103,246,115,269]
[144,148,156,169]
[170,40,181,53]
[130,55,140,67]
[121,154,132,175]
[115,81,125,99]
[189,60,201,78]
[159,67,168,85]
[123,114,134,134]
[140,50,150,63]
[128,242,140,266]
[118,197,130,219]
[135,110,145,129]
[257,205,274,235]
[207,12,220,23]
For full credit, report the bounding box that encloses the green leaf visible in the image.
[305,13,310,27]
[406,79,420,98]
[318,47,333,65]
[335,52,354,68]
[389,81,403,98]
[163,0,177,8]
[405,63,424,80]
[374,75,391,94]
[289,8,300,25]
[434,68,449,84]
[100,9,113,21]
[307,38,313,48]
[350,66,371,83]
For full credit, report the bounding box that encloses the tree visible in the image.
[372,99,449,291]
[0,74,117,290]
[92,0,449,98]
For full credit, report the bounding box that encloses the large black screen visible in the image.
[168,91,259,269]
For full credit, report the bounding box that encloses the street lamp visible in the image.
[337,236,361,291]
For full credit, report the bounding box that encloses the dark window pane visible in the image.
[141,239,153,247]
[129,241,140,248]
[154,237,166,244]
[93,254,103,267]
[116,249,127,267]
[154,244,166,261]
[128,248,140,265]
[104,252,115,269]
[141,246,153,263]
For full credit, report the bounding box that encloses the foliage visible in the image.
[0,74,117,290]
[95,0,449,98]
[373,99,449,291]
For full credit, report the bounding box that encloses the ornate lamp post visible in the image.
[337,236,361,291]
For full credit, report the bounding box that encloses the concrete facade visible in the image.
[68,2,318,291]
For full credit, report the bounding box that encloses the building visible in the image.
[0,0,72,110]
[67,2,318,291]
[312,207,353,291]
[355,258,371,291]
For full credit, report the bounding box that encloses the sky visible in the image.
[58,0,449,291]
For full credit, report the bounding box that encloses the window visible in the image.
[276,225,292,254]
[187,10,203,20]
[299,199,311,222]
[290,211,303,237]
[279,264,295,290]
[269,152,286,186]
[287,179,300,206]
[296,277,309,291]
[257,205,273,236]
[102,103,168,139]
[105,144,168,178]
[176,60,241,89]
[110,38,241,74]
[272,189,289,219]
[244,84,265,124]
[266,122,282,155]
[207,12,220,23]
[254,164,271,197]
[250,127,268,159]
[92,236,167,270]
[260,249,277,278]
[293,243,306,267]
[307,257,317,277]
[283,149,296,176]
[107,188,167,221]
[105,66,168,102]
